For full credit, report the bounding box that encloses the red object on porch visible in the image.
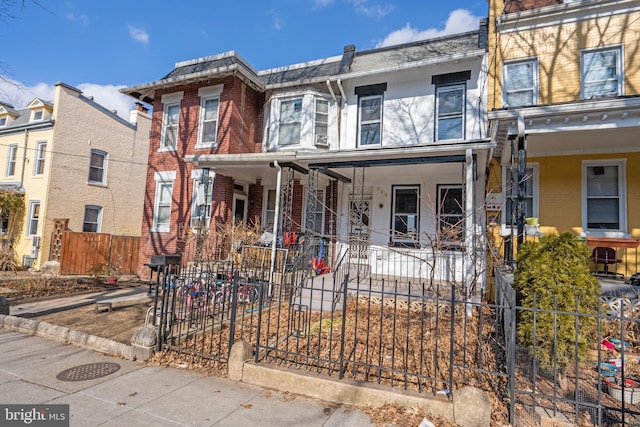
[311,256,330,275]
[283,232,297,247]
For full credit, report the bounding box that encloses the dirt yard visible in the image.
[34,300,152,345]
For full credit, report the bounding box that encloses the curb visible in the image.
[0,314,134,360]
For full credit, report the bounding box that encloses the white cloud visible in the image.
[352,1,395,20]
[313,0,334,7]
[65,12,89,26]
[0,77,140,121]
[376,9,481,48]
[128,25,149,46]
[267,10,284,30]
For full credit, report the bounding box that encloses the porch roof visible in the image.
[489,96,640,163]
[184,140,494,183]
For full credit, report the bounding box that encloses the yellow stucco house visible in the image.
[487,0,640,276]
[0,83,150,269]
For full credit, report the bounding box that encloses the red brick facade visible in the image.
[137,76,264,278]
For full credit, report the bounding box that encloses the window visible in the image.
[153,181,174,231]
[0,117,6,127]
[88,149,107,184]
[438,185,464,245]
[392,186,419,244]
[582,46,623,99]
[503,59,538,107]
[83,205,102,232]
[304,189,324,235]
[503,164,539,227]
[32,110,43,121]
[264,189,277,227]
[161,104,179,149]
[191,176,213,229]
[315,99,329,146]
[198,97,219,146]
[583,160,626,232]
[436,85,465,141]
[278,98,302,146]
[34,142,46,175]
[358,95,382,146]
[6,144,16,177]
[27,201,40,236]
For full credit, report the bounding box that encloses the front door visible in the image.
[233,195,247,224]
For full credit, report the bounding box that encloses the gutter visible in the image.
[20,129,28,187]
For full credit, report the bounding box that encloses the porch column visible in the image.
[464,149,475,290]
[281,167,295,235]
[306,168,319,238]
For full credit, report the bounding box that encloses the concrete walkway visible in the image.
[0,330,375,426]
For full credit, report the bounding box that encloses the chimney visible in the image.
[130,102,150,124]
[135,102,149,114]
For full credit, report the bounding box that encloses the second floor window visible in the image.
[32,110,43,121]
[161,104,179,149]
[279,98,302,146]
[503,59,538,107]
[314,99,329,147]
[88,150,107,184]
[358,95,382,146]
[582,46,622,99]
[83,205,102,232]
[198,97,219,146]
[34,142,46,175]
[6,144,16,177]
[436,85,464,141]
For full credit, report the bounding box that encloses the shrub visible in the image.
[513,233,600,371]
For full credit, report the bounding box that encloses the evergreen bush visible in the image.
[513,232,600,371]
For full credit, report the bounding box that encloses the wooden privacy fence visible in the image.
[59,232,139,275]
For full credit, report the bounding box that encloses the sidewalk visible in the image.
[0,329,376,426]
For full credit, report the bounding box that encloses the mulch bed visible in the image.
[1,276,129,304]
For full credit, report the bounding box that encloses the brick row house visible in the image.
[487,0,640,275]
[123,24,493,290]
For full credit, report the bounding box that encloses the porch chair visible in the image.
[590,246,623,277]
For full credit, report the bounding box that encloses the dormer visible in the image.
[0,102,20,128]
[27,98,53,123]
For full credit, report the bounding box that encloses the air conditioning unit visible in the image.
[32,236,41,248]
[190,217,211,229]
[314,134,328,147]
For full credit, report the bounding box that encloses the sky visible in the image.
[0,0,486,120]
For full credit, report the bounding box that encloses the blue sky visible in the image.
[0,0,486,118]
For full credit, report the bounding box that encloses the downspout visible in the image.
[268,160,282,297]
[20,129,28,187]
[337,79,347,151]
[326,80,340,152]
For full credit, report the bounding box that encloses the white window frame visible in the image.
[581,45,623,100]
[82,205,102,232]
[304,189,325,235]
[27,200,40,236]
[358,94,382,147]
[0,117,6,127]
[278,97,303,147]
[314,99,329,147]
[197,85,223,148]
[582,159,627,236]
[34,141,46,176]
[190,172,214,230]
[152,171,176,233]
[501,163,539,229]
[31,110,43,122]
[436,84,465,141]
[437,184,464,246]
[88,149,108,185]
[391,185,420,245]
[503,58,538,107]
[159,92,183,152]
[6,144,17,177]
[263,188,277,228]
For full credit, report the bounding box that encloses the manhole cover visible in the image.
[56,362,121,381]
